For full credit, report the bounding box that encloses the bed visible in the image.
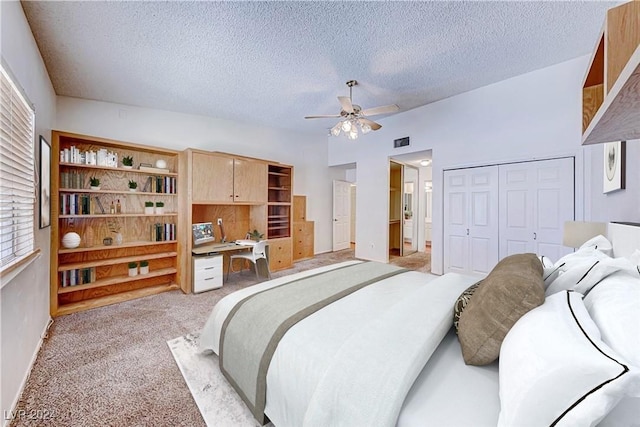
[200,222,640,427]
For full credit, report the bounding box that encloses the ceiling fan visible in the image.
[305,80,399,139]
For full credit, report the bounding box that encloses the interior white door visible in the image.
[333,180,351,251]
[499,158,574,261]
[468,166,500,275]
[444,166,499,276]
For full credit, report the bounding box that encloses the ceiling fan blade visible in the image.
[359,118,382,131]
[304,114,342,119]
[338,96,354,114]
[360,104,399,116]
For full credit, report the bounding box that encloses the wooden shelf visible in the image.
[268,171,290,177]
[59,240,177,254]
[58,268,177,294]
[60,162,178,177]
[582,1,640,145]
[583,45,640,144]
[59,213,178,219]
[58,251,177,271]
[56,283,179,316]
[59,188,177,196]
[268,186,291,190]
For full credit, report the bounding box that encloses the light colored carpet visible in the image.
[10,249,429,426]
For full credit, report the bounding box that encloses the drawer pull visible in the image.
[204,267,215,270]
[204,277,214,281]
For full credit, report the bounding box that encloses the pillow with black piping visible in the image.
[498,290,639,427]
[584,271,640,373]
[542,246,611,289]
[579,234,613,257]
[545,256,635,296]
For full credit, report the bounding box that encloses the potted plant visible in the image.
[247,229,264,241]
[155,201,164,215]
[128,180,138,192]
[89,176,100,190]
[128,261,138,277]
[139,260,149,275]
[122,155,134,169]
[144,201,154,215]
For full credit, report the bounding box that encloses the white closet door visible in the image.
[468,167,500,275]
[444,166,499,276]
[531,158,574,261]
[444,171,469,274]
[499,158,574,260]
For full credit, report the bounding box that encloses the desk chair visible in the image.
[226,240,271,281]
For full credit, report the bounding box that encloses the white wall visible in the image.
[55,97,333,254]
[330,57,592,273]
[1,1,57,422]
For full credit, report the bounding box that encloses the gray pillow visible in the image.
[457,253,544,366]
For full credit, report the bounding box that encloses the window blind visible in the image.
[0,65,35,270]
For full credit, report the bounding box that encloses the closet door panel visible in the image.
[444,171,469,273]
[468,166,499,274]
[532,158,574,260]
[500,164,534,257]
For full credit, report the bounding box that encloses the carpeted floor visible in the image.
[9,249,430,427]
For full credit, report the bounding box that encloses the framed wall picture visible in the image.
[39,135,51,228]
[603,140,626,194]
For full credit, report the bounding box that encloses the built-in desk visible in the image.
[191,242,270,283]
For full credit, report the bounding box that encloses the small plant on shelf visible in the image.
[122,155,134,168]
[128,180,138,191]
[247,229,264,241]
[140,260,149,275]
[155,201,165,215]
[128,261,138,277]
[144,201,154,215]
[89,176,100,189]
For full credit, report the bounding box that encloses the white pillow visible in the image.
[545,256,636,296]
[580,234,613,257]
[543,246,610,289]
[498,291,638,427]
[584,272,640,373]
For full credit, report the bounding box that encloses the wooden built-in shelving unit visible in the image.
[50,131,182,316]
[582,1,640,145]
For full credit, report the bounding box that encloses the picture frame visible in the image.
[39,135,51,228]
[603,140,626,194]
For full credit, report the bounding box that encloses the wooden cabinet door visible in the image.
[293,221,314,261]
[233,158,267,203]
[268,238,292,271]
[192,153,234,203]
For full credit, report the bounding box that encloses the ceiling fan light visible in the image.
[360,122,372,134]
[341,120,352,132]
[348,127,358,140]
[330,122,342,137]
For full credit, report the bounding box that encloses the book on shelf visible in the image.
[61,267,96,287]
[139,166,170,174]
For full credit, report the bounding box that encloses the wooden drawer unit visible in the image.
[192,254,223,293]
[293,221,314,261]
[268,237,292,272]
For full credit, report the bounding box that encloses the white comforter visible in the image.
[201,261,478,427]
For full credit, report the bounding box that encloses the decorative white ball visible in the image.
[62,232,81,249]
[155,159,167,169]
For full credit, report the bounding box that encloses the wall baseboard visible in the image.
[3,317,52,427]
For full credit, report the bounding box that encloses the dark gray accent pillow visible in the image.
[453,280,482,334]
[457,253,544,366]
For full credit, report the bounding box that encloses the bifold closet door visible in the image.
[499,158,574,261]
[444,166,499,276]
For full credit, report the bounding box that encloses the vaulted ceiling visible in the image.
[22,1,619,135]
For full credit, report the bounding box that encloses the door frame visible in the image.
[332,180,351,251]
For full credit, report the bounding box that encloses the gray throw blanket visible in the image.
[219,261,408,424]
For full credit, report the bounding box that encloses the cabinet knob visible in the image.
[235,195,239,198]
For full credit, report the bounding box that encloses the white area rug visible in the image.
[168,333,271,427]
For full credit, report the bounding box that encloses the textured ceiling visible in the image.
[21,1,619,136]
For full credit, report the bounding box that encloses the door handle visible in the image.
[466,228,469,236]
[334,219,338,222]
[533,232,537,240]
